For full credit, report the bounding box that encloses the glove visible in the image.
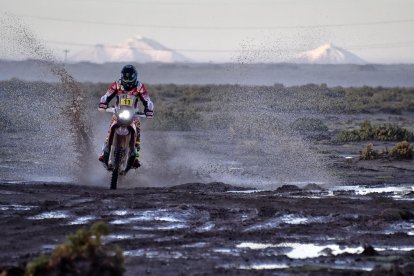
[99,102,108,110]
[144,108,153,118]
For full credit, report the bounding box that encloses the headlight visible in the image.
[119,110,131,120]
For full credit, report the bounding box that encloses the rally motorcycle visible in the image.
[99,94,145,189]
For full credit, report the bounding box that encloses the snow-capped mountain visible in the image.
[70,36,190,63]
[292,43,366,64]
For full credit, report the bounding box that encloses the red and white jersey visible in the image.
[100,80,153,111]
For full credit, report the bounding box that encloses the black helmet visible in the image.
[121,64,138,91]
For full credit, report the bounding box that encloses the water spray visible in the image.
[0,14,93,166]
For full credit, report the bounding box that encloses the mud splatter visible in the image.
[0,13,92,165]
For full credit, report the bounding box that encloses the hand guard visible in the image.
[144,108,154,118]
[99,102,108,109]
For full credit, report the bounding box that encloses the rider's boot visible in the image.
[98,143,109,163]
[132,143,141,168]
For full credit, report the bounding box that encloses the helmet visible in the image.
[121,64,138,91]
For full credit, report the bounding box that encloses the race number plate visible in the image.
[120,97,133,106]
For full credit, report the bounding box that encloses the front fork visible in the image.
[104,123,136,172]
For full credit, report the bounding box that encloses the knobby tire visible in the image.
[110,147,122,190]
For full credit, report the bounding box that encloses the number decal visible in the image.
[120,98,133,106]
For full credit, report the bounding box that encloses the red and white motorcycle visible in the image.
[99,94,145,189]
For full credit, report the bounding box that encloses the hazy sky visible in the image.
[1,0,414,63]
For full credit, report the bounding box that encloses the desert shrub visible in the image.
[25,221,124,276]
[389,141,413,159]
[342,86,414,113]
[336,121,414,142]
[375,124,413,141]
[290,118,328,132]
[336,121,372,142]
[359,143,379,160]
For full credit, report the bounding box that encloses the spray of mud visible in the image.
[109,83,336,189]
[163,31,337,189]
[223,32,336,188]
[0,14,92,174]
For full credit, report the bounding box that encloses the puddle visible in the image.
[28,211,70,220]
[236,241,414,258]
[110,210,129,216]
[132,222,188,231]
[105,233,156,242]
[331,259,375,271]
[196,222,215,232]
[243,263,373,272]
[281,214,309,224]
[123,249,147,257]
[281,243,364,259]
[385,222,414,235]
[332,185,413,196]
[236,242,364,259]
[375,246,414,252]
[182,242,208,248]
[227,190,264,194]
[237,242,275,250]
[245,214,328,231]
[213,248,241,256]
[0,204,36,211]
[237,262,373,271]
[68,215,96,225]
[124,249,184,259]
[337,154,359,160]
[105,234,135,241]
[109,209,190,225]
[239,263,289,270]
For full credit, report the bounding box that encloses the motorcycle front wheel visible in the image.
[110,147,122,190]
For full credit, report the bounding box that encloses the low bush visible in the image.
[389,141,413,159]
[337,121,414,142]
[25,221,124,276]
[358,141,413,161]
[359,143,380,160]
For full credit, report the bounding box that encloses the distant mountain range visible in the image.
[69,40,365,64]
[292,43,366,64]
[70,36,190,63]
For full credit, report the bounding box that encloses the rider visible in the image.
[98,64,154,168]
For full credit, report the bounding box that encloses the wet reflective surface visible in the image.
[28,211,71,220]
[0,182,413,275]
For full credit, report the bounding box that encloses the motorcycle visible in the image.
[99,94,146,189]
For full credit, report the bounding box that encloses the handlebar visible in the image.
[98,107,146,118]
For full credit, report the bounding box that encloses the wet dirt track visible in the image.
[1,182,414,275]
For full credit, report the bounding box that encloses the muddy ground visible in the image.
[0,178,413,275]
